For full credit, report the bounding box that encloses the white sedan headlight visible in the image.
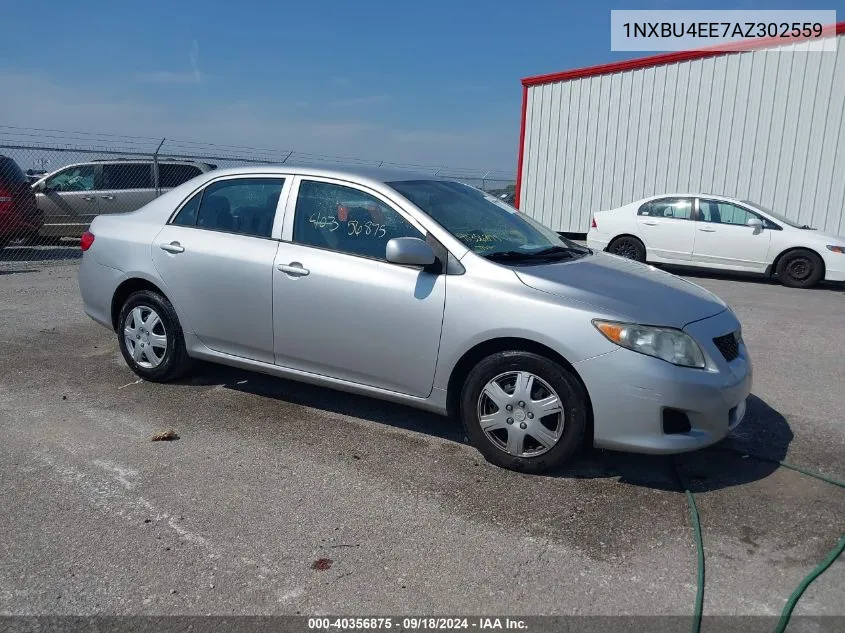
[592,320,706,368]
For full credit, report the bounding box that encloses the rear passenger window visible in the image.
[194,178,284,238]
[638,198,693,220]
[172,190,203,226]
[159,164,203,188]
[102,164,153,190]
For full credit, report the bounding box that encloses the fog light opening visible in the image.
[663,408,691,434]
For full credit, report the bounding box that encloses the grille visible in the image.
[713,332,740,362]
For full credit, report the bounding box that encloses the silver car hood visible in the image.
[514,251,727,328]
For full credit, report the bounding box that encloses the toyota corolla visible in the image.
[78,165,752,473]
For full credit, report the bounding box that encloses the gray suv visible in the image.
[32,159,216,238]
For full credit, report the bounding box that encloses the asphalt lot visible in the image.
[1,256,843,623]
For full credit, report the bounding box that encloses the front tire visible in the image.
[607,236,646,262]
[775,249,824,288]
[117,290,193,382]
[460,351,588,474]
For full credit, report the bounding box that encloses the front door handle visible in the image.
[698,227,717,232]
[277,263,310,277]
[100,195,115,200]
[159,241,185,254]
[82,195,96,201]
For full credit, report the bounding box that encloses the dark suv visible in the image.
[0,155,43,249]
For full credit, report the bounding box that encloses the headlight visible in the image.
[826,245,845,254]
[592,320,706,368]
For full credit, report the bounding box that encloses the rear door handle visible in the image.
[698,227,717,232]
[159,241,185,254]
[100,195,115,200]
[82,195,96,201]
[642,220,659,225]
[277,263,310,277]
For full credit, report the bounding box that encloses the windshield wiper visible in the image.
[530,245,585,257]
[484,246,579,263]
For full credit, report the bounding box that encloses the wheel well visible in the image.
[110,278,168,330]
[768,247,826,278]
[445,337,594,449]
[609,233,644,246]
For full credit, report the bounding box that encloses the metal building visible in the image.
[515,23,845,235]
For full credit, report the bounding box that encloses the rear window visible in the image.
[159,163,203,188]
[102,163,154,190]
[0,157,29,185]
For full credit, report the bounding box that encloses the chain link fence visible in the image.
[0,131,514,270]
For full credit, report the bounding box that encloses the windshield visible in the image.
[387,179,590,261]
[741,200,810,229]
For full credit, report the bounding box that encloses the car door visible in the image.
[692,199,773,271]
[36,164,99,237]
[151,175,290,363]
[97,162,157,215]
[272,176,446,398]
[634,197,695,261]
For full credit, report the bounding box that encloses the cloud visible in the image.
[190,40,200,83]
[136,40,203,84]
[330,94,391,108]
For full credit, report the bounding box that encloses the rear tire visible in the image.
[117,290,193,382]
[607,235,646,262]
[460,351,587,474]
[775,249,824,289]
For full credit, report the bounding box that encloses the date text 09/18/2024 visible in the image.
[308,617,528,630]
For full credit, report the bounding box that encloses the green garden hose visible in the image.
[772,534,845,633]
[673,451,845,633]
[670,458,705,633]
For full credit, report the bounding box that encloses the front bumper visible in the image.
[574,309,752,454]
[822,254,845,282]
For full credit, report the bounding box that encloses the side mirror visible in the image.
[385,237,436,267]
[747,218,763,231]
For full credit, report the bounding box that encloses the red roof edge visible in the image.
[514,85,528,210]
[522,21,845,87]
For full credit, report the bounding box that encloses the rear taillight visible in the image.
[80,231,95,251]
[0,187,12,211]
[591,217,597,229]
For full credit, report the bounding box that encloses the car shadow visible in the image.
[656,263,845,292]
[175,363,790,493]
[0,268,39,275]
[0,244,82,262]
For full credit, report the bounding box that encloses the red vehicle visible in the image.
[0,155,43,249]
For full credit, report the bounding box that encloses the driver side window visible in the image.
[46,165,95,192]
[698,200,766,227]
[292,180,424,260]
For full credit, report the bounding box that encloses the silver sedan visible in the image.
[78,165,752,473]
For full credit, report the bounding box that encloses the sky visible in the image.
[0,0,841,174]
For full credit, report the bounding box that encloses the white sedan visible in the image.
[586,194,845,288]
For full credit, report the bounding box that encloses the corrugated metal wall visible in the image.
[519,34,845,234]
